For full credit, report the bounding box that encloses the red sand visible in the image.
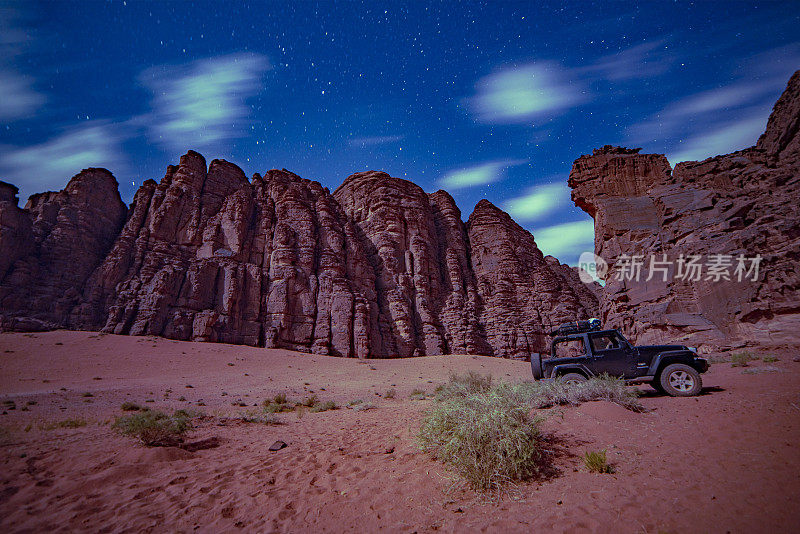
[1,330,799,532]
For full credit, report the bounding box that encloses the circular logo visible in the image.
[577,252,608,284]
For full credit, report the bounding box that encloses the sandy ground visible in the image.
[1,330,799,533]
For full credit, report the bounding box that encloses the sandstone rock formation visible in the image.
[0,156,597,358]
[569,70,800,353]
[0,170,127,331]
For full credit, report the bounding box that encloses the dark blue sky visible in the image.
[1,1,798,264]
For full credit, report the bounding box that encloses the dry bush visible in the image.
[583,449,614,473]
[113,410,191,446]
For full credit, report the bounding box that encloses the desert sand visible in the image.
[1,330,799,533]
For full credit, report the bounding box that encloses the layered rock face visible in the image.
[0,171,127,331]
[569,70,800,352]
[0,155,598,358]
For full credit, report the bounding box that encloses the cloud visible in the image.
[139,52,270,152]
[468,62,588,124]
[627,43,800,163]
[465,41,676,125]
[532,220,595,263]
[667,115,767,165]
[502,182,570,222]
[0,69,45,121]
[0,4,45,121]
[348,135,404,147]
[583,40,674,81]
[0,121,128,203]
[440,159,528,190]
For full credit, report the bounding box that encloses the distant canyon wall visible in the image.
[0,155,597,358]
[568,70,800,353]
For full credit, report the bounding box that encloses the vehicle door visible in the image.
[586,332,633,377]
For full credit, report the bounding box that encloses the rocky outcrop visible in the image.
[467,200,598,358]
[569,70,800,353]
[0,170,127,331]
[0,156,598,357]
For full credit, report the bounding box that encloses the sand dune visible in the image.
[1,331,799,532]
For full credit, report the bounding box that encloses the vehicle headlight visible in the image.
[687,346,697,353]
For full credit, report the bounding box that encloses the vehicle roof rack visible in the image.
[549,318,601,337]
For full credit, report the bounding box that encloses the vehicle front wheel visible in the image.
[658,363,702,397]
[560,372,588,385]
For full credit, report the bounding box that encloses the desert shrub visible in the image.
[113,410,191,446]
[238,411,281,425]
[348,399,364,406]
[309,400,338,413]
[583,450,614,473]
[410,388,427,400]
[434,371,493,401]
[121,402,143,411]
[419,384,544,493]
[82,392,93,398]
[762,355,779,363]
[262,394,295,413]
[741,366,782,374]
[301,394,318,407]
[353,402,376,412]
[731,351,756,367]
[41,418,88,430]
[384,388,396,399]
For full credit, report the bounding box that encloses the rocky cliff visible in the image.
[569,70,800,353]
[0,155,597,358]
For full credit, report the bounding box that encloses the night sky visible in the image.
[1,1,798,265]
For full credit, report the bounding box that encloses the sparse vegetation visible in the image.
[384,388,396,399]
[262,393,338,414]
[419,372,641,494]
[309,400,338,413]
[121,401,143,411]
[41,418,88,431]
[410,388,427,400]
[348,399,364,406]
[583,450,615,473]
[238,410,281,425]
[762,355,779,363]
[742,366,782,374]
[262,394,295,413]
[731,351,756,367]
[113,409,191,446]
[353,402,375,412]
[419,376,545,493]
[82,392,93,397]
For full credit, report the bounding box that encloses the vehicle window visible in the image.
[553,338,585,359]
[590,334,620,352]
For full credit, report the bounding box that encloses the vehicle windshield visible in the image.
[552,337,585,359]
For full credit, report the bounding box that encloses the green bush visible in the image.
[409,388,427,400]
[41,418,88,431]
[113,410,191,446]
[434,371,492,400]
[731,351,756,367]
[262,394,295,413]
[762,355,779,363]
[121,401,143,411]
[583,449,614,473]
[419,383,544,493]
[419,373,642,493]
[309,400,338,413]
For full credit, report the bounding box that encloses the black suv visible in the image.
[530,319,709,396]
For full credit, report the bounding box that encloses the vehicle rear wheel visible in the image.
[560,372,587,384]
[659,363,702,397]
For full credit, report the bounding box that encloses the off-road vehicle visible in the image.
[530,319,709,396]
